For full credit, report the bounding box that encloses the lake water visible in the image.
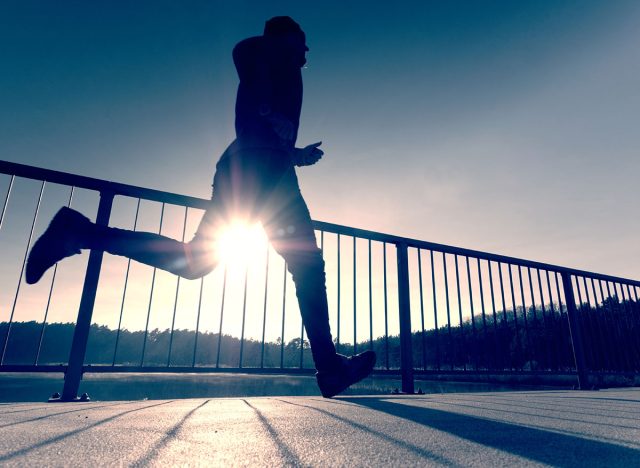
[0,372,561,402]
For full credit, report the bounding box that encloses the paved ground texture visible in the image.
[1,389,639,467]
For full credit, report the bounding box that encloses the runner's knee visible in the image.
[179,241,217,279]
[285,248,325,281]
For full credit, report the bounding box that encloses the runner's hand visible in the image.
[292,142,324,166]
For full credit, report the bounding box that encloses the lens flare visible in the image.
[215,220,268,268]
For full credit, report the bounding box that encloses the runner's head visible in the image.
[264,16,308,67]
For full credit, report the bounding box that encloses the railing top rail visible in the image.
[0,159,210,210]
[3,159,639,287]
[313,221,640,286]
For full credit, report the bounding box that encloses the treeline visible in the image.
[408,296,639,373]
[1,296,638,372]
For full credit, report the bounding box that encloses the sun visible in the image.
[215,220,269,268]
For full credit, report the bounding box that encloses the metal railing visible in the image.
[1,159,639,400]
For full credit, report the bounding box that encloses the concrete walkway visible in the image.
[1,389,639,466]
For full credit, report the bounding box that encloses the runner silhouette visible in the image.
[25,16,375,398]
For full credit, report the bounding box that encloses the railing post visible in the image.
[560,272,589,390]
[396,242,414,394]
[59,191,114,401]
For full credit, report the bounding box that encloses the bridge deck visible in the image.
[1,389,639,466]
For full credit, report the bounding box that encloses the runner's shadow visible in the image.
[343,397,640,467]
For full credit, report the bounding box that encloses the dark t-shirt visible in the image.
[232,36,303,151]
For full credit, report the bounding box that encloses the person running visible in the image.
[25,16,375,398]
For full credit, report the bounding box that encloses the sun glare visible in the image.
[215,220,269,268]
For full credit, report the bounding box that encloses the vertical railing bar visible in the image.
[396,243,414,393]
[527,266,542,371]
[300,241,307,369]
[582,275,601,370]
[112,197,141,366]
[1,180,45,365]
[280,261,287,368]
[167,206,189,367]
[574,276,593,371]
[215,266,228,369]
[418,249,426,370]
[531,268,549,371]
[634,285,640,369]
[35,273,57,364]
[498,263,511,370]
[383,242,389,369]
[635,284,640,358]
[554,271,569,370]
[260,247,270,368]
[582,275,592,305]
[555,271,565,317]
[488,261,499,371]
[238,264,249,368]
[368,239,373,351]
[624,283,640,365]
[607,282,636,370]
[604,280,626,370]
[454,254,465,371]
[527,267,538,322]
[0,174,15,231]
[617,282,639,368]
[36,186,75,366]
[498,263,508,323]
[605,280,615,302]
[544,270,555,314]
[477,258,489,370]
[614,282,624,303]
[525,266,540,370]
[299,321,305,369]
[191,277,205,368]
[561,272,588,389]
[517,265,532,369]
[443,253,453,370]
[431,250,440,371]
[140,202,165,367]
[598,279,607,316]
[545,269,561,371]
[61,191,114,401]
[508,265,521,370]
[353,236,357,354]
[320,226,325,362]
[590,277,612,371]
[625,284,640,371]
[319,230,325,362]
[466,256,477,371]
[337,233,341,353]
[536,269,549,371]
[604,280,628,371]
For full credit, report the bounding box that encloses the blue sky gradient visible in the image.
[2,0,639,278]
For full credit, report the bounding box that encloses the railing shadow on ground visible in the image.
[339,397,640,467]
[135,399,211,466]
[0,400,175,463]
[274,397,450,463]
[1,159,639,401]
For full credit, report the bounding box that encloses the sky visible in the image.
[1,0,639,283]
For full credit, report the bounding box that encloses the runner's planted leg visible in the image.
[265,180,376,397]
